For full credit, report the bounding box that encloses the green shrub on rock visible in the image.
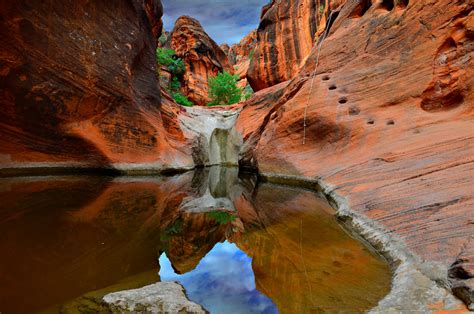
[172,92,193,107]
[170,77,181,91]
[156,48,185,76]
[207,71,243,106]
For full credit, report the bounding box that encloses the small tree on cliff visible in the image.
[207,71,243,106]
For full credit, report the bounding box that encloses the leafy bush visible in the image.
[168,59,185,76]
[158,33,167,47]
[207,71,243,106]
[156,48,185,76]
[156,48,175,67]
[172,92,193,107]
[170,77,181,91]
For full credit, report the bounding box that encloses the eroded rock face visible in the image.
[237,0,473,310]
[169,16,233,106]
[247,0,324,91]
[0,0,197,173]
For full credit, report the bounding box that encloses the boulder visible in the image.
[103,282,206,313]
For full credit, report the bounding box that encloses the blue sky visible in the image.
[159,241,277,313]
[162,0,269,44]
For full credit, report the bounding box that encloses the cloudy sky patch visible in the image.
[162,0,269,44]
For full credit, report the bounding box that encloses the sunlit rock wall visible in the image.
[237,0,473,310]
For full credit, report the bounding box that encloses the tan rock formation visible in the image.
[169,16,233,106]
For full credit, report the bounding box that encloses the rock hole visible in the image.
[348,106,360,115]
[421,89,464,112]
[328,85,337,90]
[338,97,347,104]
[367,119,375,125]
[350,0,372,18]
[438,37,457,55]
[386,120,395,125]
[380,0,395,11]
[322,75,330,81]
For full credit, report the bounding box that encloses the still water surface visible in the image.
[0,167,391,313]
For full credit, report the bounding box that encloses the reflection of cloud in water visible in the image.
[159,241,278,314]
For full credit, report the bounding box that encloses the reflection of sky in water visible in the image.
[159,241,278,314]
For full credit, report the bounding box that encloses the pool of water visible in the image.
[0,167,391,313]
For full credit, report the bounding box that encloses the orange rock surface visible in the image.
[236,0,473,308]
[228,30,258,88]
[0,0,195,173]
[169,16,233,106]
[247,0,325,91]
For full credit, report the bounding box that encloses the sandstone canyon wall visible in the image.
[0,0,473,311]
[168,16,233,106]
[237,0,473,309]
[0,0,200,174]
[247,0,324,91]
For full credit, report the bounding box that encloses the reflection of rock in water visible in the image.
[179,166,250,212]
[234,184,392,313]
[0,172,390,313]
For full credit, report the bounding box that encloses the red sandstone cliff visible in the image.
[237,0,473,309]
[0,0,197,173]
[247,0,325,91]
[169,16,233,106]
[228,30,258,89]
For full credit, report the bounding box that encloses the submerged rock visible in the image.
[103,282,206,313]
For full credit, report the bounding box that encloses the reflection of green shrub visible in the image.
[207,71,243,106]
[172,92,193,107]
[160,220,182,247]
[166,220,182,235]
[206,211,236,224]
